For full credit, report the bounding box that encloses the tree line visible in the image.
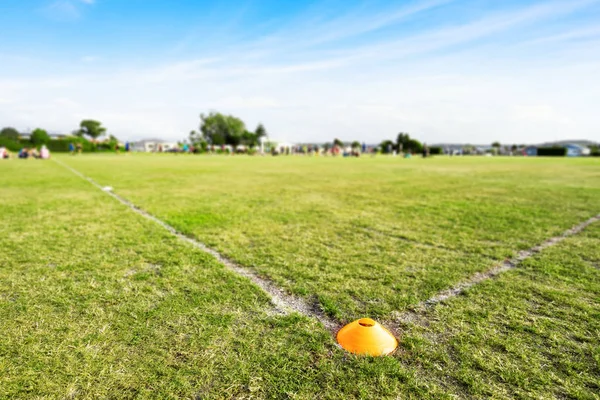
[4,110,599,157]
[188,112,267,151]
[11,111,568,156]
[0,120,114,152]
[378,132,427,154]
[188,112,436,155]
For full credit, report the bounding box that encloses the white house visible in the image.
[132,139,179,152]
[565,144,591,157]
[275,142,295,153]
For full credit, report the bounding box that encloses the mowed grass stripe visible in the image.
[60,155,600,321]
[53,158,340,331]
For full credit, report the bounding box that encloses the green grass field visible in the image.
[1,155,598,399]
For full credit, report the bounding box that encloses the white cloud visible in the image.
[7,1,600,144]
[42,0,94,20]
[521,26,600,46]
[43,0,80,20]
[81,55,100,63]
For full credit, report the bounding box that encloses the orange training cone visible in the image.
[337,318,398,356]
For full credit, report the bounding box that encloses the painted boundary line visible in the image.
[53,158,599,336]
[424,213,600,305]
[53,158,339,332]
[392,212,600,326]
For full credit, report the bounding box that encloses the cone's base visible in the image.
[337,318,398,356]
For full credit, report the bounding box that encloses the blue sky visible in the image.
[1,0,599,143]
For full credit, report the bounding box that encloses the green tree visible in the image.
[200,112,246,146]
[30,128,50,145]
[396,132,410,152]
[189,131,208,152]
[407,138,423,153]
[189,130,202,144]
[333,138,344,148]
[351,141,361,150]
[380,140,394,154]
[255,123,267,142]
[396,132,423,153]
[107,134,119,148]
[492,141,501,148]
[241,131,261,148]
[78,120,106,139]
[0,127,20,141]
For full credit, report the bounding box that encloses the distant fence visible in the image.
[537,147,567,157]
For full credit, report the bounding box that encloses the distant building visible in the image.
[132,139,179,152]
[565,144,591,157]
[474,146,491,155]
[522,144,590,157]
[524,146,538,156]
[275,142,295,153]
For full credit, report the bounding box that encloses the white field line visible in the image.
[423,214,600,305]
[53,158,339,332]
[54,158,599,335]
[391,213,600,327]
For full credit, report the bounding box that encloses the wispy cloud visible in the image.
[165,0,600,79]
[42,0,94,20]
[6,0,600,143]
[233,0,600,70]
[253,0,455,50]
[521,26,600,46]
[81,55,100,63]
